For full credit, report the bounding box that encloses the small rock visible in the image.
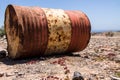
[83,55,89,59]
[65,69,70,74]
[0,47,4,51]
[107,53,116,57]
[72,71,84,80]
[107,53,116,60]
[114,55,120,63]
[0,73,4,77]
[110,75,120,80]
[14,70,24,76]
[0,50,6,58]
[5,72,14,77]
[64,76,70,80]
[87,78,93,80]
[14,71,19,74]
[3,35,6,39]
[99,75,105,79]
[17,72,25,76]
[27,60,38,64]
[39,57,46,60]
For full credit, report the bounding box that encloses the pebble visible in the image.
[114,55,120,63]
[110,75,120,80]
[0,72,4,77]
[0,50,6,58]
[5,72,14,77]
[64,76,70,80]
[83,55,89,59]
[17,72,25,76]
[72,71,84,80]
[99,75,105,79]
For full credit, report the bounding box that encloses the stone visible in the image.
[114,55,120,63]
[99,75,105,79]
[17,72,25,76]
[64,76,70,80]
[6,72,14,77]
[110,75,120,80]
[3,35,6,39]
[0,50,6,58]
[0,73,4,77]
[72,71,84,80]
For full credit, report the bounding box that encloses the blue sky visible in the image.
[0,0,120,32]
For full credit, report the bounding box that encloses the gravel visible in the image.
[0,34,120,80]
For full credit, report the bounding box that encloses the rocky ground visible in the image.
[0,32,120,80]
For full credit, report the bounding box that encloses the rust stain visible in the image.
[42,8,72,55]
[65,11,91,52]
[5,4,91,59]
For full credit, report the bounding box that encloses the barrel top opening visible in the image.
[5,5,20,58]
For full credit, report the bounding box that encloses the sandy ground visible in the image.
[0,35,120,80]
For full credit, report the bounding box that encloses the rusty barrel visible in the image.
[4,4,91,59]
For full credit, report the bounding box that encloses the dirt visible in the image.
[0,33,120,80]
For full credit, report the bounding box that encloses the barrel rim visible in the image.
[4,4,21,59]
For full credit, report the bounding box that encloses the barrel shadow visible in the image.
[0,52,81,65]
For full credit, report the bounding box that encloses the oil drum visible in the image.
[4,5,91,59]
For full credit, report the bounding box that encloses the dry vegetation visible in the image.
[0,27,5,37]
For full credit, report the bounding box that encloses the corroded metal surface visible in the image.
[5,5,48,58]
[65,11,91,52]
[4,5,91,59]
[42,8,72,55]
